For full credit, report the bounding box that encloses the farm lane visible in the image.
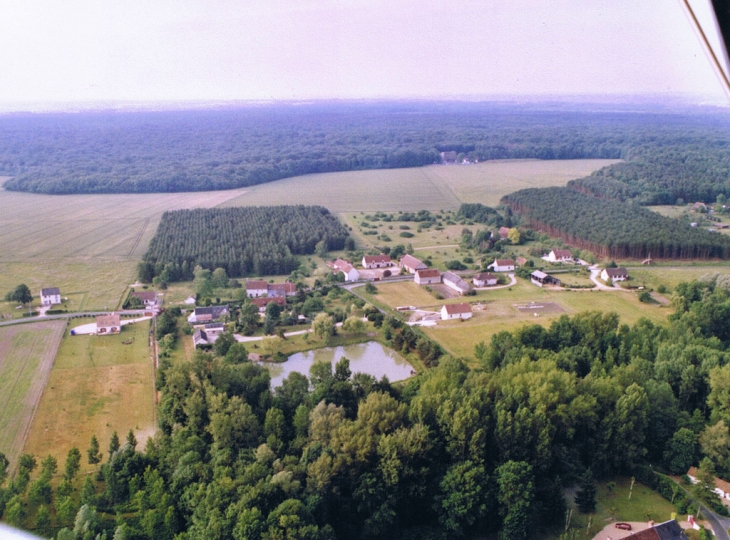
[0,309,152,328]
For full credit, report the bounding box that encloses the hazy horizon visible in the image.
[0,0,727,113]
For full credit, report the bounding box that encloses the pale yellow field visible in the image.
[24,321,154,468]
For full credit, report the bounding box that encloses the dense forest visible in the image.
[1,101,728,194]
[568,144,730,205]
[502,187,730,259]
[4,277,730,539]
[140,206,351,281]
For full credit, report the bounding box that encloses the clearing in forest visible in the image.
[0,320,66,470]
[24,320,155,468]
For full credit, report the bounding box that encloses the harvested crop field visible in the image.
[0,320,66,470]
[24,320,155,467]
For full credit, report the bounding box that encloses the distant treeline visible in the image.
[3,101,723,194]
[568,144,730,205]
[140,206,350,280]
[502,187,730,259]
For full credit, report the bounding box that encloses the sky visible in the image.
[0,0,727,110]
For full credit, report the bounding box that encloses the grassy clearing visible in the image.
[24,321,155,468]
[624,266,730,293]
[0,321,66,470]
[0,185,247,312]
[544,478,680,540]
[420,280,670,361]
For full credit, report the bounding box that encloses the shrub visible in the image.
[399,232,414,238]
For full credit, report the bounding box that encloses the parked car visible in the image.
[615,523,632,531]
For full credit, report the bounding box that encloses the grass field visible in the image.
[220,159,619,212]
[0,182,248,311]
[0,320,66,470]
[417,280,670,360]
[624,266,730,292]
[23,321,155,468]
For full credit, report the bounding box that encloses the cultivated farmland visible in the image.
[220,159,619,212]
[0,178,248,310]
[0,320,66,470]
[23,321,155,467]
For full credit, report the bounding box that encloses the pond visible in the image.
[265,341,415,387]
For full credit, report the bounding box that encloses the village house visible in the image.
[601,267,629,282]
[487,258,515,272]
[96,313,121,335]
[251,296,287,313]
[414,268,441,285]
[362,254,393,269]
[399,254,428,274]
[187,305,230,324]
[473,272,497,287]
[193,322,225,348]
[40,287,61,306]
[442,271,471,295]
[547,249,573,263]
[268,282,297,297]
[531,270,561,287]
[498,227,510,240]
[328,259,360,282]
[129,290,158,308]
[246,280,270,298]
[687,467,730,500]
[441,303,473,321]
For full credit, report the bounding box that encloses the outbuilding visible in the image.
[415,268,441,285]
[440,303,473,321]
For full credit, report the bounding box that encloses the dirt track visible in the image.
[0,320,66,471]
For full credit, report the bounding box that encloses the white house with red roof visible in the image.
[362,254,393,269]
[473,273,497,287]
[328,259,360,282]
[246,280,269,298]
[548,249,573,263]
[415,268,441,285]
[441,303,473,320]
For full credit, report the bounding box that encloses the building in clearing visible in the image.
[251,296,287,313]
[187,305,230,324]
[246,280,269,298]
[193,322,225,348]
[687,467,730,500]
[530,270,561,287]
[328,259,360,282]
[547,249,573,263]
[96,313,121,335]
[399,254,428,274]
[40,287,61,306]
[472,273,497,287]
[129,290,158,308]
[487,258,515,272]
[441,303,473,320]
[601,267,629,282]
[442,271,471,294]
[415,268,441,285]
[362,254,393,269]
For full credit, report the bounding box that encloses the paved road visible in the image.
[0,309,152,328]
[671,477,730,540]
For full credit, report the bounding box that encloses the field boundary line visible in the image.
[422,167,463,208]
[12,320,67,476]
[127,217,150,258]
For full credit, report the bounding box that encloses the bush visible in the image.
[399,232,414,238]
[445,260,467,271]
[638,291,653,303]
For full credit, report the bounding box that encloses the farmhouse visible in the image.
[488,258,515,272]
[441,303,473,321]
[530,270,561,287]
[251,296,287,313]
[414,268,441,285]
[328,259,360,282]
[362,254,393,269]
[129,290,158,308]
[96,313,121,335]
[193,322,225,348]
[268,282,297,297]
[399,254,428,274]
[601,267,629,282]
[548,249,573,263]
[40,287,61,306]
[473,273,497,287]
[442,272,471,295]
[246,280,269,298]
[687,467,730,500]
[498,227,510,240]
[622,520,689,540]
[187,305,230,324]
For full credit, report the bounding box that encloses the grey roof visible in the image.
[194,305,229,318]
[204,322,225,330]
[653,520,689,540]
[605,267,628,277]
[442,271,470,291]
[41,287,60,296]
[531,270,548,279]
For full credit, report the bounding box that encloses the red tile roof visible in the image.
[246,280,268,290]
[363,255,392,264]
[443,303,472,315]
[251,297,286,309]
[416,269,441,278]
[495,259,514,266]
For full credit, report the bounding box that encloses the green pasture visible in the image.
[0,321,66,470]
[24,321,155,467]
[623,266,730,293]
